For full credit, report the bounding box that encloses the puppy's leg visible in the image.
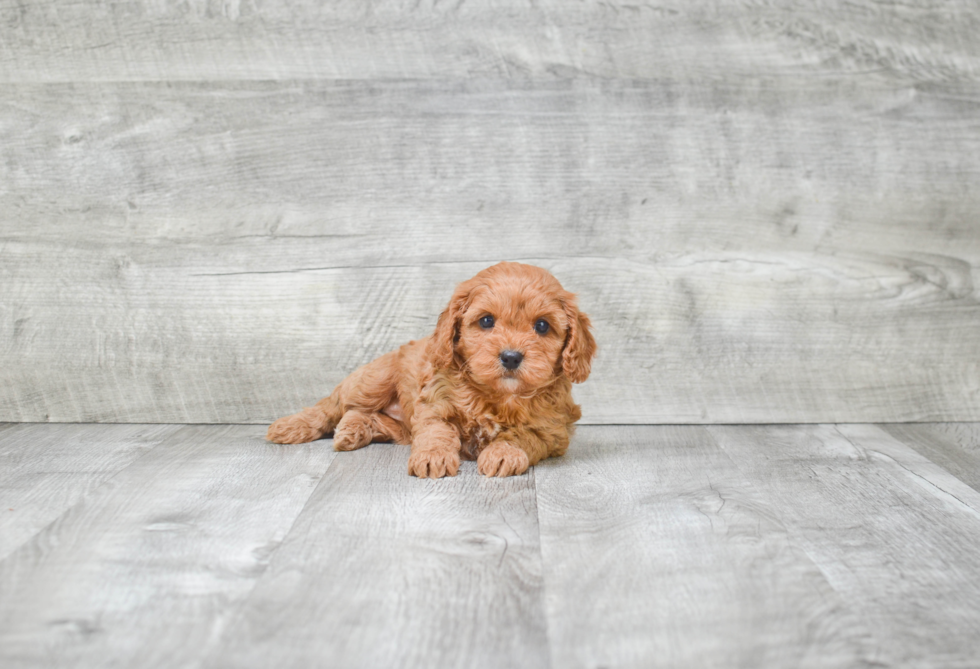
[334,410,410,451]
[266,392,343,444]
[407,405,461,478]
[267,350,402,445]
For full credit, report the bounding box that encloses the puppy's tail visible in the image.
[266,388,344,444]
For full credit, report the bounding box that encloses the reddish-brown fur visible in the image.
[266,262,597,478]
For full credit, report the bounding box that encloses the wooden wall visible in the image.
[1,1,979,424]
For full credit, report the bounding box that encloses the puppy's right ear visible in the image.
[427,278,476,370]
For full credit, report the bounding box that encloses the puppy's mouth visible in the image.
[498,376,521,392]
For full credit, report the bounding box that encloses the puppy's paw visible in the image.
[408,449,460,478]
[478,442,530,477]
[266,412,325,444]
[333,414,373,452]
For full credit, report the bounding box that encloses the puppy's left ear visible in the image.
[561,294,597,384]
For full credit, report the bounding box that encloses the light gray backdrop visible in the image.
[1,1,978,424]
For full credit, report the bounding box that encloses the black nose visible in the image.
[499,350,523,370]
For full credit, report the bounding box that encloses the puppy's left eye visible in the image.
[479,315,495,329]
[534,319,550,334]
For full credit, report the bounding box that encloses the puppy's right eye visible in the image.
[478,315,495,329]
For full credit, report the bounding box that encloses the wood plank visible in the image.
[0,423,180,560]
[4,79,980,254]
[204,443,547,669]
[534,425,877,668]
[925,423,980,454]
[1,0,977,83]
[1,245,976,425]
[708,424,980,668]
[2,78,979,424]
[0,424,337,669]
[880,423,980,493]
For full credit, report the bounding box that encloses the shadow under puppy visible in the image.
[267,262,596,478]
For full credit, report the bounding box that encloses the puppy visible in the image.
[266,262,596,478]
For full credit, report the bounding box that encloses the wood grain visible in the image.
[0,425,336,669]
[0,423,180,560]
[1,1,978,83]
[909,422,980,457]
[708,424,980,668]
[880,423,980,493]
[2,78,978,423]
[534,425,877,668]
[206,443,547,669]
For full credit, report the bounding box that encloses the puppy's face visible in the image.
[429,263,596,395]
[456,282,569,395]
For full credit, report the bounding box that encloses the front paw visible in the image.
[266,412,324,444]
[477,442,530,477]
[408,449,460,478]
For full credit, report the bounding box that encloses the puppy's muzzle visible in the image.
[499,350,523,371]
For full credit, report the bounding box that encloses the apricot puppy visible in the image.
[266,262,596,478]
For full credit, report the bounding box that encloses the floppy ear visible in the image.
[561,295,597,384]
[427,278,476,370]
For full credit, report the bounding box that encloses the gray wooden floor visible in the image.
[1,423,979,668]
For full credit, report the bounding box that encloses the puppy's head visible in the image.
[429,262,596,395]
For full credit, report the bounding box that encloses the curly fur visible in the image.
[266,262,597,478]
